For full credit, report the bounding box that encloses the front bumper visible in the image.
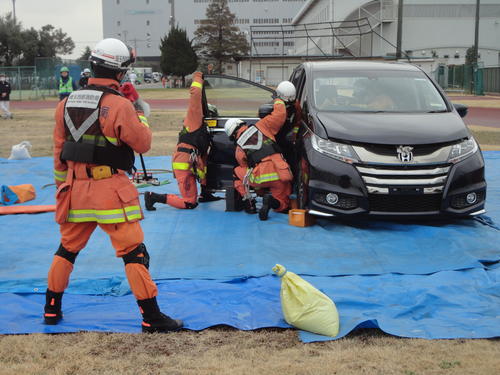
[303,139,487,217]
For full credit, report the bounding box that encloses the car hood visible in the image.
[316,111,469,145]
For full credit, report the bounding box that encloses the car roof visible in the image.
[302,60,422,72]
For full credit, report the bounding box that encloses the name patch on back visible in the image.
[66,90,104,109]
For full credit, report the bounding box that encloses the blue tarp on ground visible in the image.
[0,153,499,341]
[1,155,499,295]
[1,268,499,340]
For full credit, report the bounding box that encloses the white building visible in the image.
[291,0,500,67]
[102,0,307,60]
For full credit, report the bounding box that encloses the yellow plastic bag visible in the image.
[273,264,339,337]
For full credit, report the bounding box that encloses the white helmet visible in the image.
[276,81,296,102]
[90,38,135,72]
[83,68,91,74]
[224,118,245,138]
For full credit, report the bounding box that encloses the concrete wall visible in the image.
[237,58,304,84]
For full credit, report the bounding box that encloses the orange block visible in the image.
[288,209,315,227]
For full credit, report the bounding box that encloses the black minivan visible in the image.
[202,61,486,217]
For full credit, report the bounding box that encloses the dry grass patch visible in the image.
[0,110,184,159]
[137,88,189,100]
[0,329,498,375]
[452,99,500,109]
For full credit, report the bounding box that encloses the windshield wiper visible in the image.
[426,110,448,113]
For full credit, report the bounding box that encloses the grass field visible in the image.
[1,102,499,374]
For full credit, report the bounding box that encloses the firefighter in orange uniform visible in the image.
[144,71,220,210]
[224,96,293,221]
[46,38,182,333]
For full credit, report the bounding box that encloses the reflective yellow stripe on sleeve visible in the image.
[275,99,285,105]
[196,166,207,180]
[138,115,149,128]
[191,81,203,89]
[249,172,280,184]
[54,169,68,182]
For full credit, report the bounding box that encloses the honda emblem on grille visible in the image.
[397,145,414,162]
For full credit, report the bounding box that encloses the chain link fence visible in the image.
[433,64,498,95]
[0,58,91,100]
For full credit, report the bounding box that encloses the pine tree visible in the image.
[194,0,249,74]
[79,46,92,61]
[160,26,198,86]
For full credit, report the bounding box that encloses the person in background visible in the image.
[79,68,91,88]
[0,73,13,119]
[58,67,77,101]
[129,70,137,85]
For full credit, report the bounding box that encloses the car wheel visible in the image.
[297,160,307,209]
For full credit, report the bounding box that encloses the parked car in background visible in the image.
[152,72,161,82]
[202,61,486,218]
[143,72,154,83]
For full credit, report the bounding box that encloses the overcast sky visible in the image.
[0,0,103,59]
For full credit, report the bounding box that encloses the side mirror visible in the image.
[453,103,468,118]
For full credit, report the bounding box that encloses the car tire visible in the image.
[296,160,307,210]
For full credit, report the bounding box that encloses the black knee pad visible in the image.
[122,243,150,269]
[185,202,198,209]
[55,244,78,264]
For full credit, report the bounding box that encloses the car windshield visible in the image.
[312,69,448,113]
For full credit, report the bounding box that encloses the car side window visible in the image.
[292,68,305,101]
[203,76,275,118]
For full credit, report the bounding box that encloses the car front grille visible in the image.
[355,164,451,195]
[368,194,443,213]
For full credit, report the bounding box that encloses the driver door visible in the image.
[202,75,276,191]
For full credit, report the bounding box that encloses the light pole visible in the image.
[12,0,16,23]
[472,0,481,94]
[396,0,403,59]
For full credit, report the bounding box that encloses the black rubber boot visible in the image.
[259,194,280,221]
[198,186,222,203]
[138,297,183,333]
[144,191,166,211]
[44,289,64,325]
[244,198,257,214]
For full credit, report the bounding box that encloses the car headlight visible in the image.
[311,134,359,164]
[448,138,478,163]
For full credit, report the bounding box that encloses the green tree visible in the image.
[36,25,75,60]
[160,26,198,86]
[465,46,478,66]
[79,46,92,61]
[0,13,24,66]
[0,14,74,66]
[194,0,249,73]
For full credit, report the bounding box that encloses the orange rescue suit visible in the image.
[168,72,208,209]
[49,77,157,301]
[234,98,292,212]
